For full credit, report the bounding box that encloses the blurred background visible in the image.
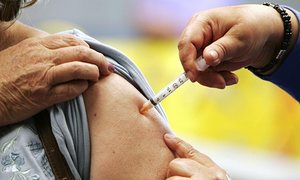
[20,0,300,179]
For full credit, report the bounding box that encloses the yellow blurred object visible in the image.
[102,37,300,159]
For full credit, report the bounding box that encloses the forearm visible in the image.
[0,21,48,50]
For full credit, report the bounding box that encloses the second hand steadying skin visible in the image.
[140,56,209,113]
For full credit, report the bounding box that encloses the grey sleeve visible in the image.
[49,95,90,180]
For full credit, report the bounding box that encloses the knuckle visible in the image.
[211,168,228,180]
[177,37,189,52]
[65,85,75,95]
[47,87,59,100]
[46,68,55,84]
[98,54,108,67]
[52,54,62,64]
[214,43,227,58]
[174,138,197,157]
[174,137,185,147]
[85,49,94,60]
[98,53,106,61]
[168,158,180,168]
[191,13,200,21]
[70,62,82,76]
[90,65,100,80]
[23,37,41,47]
[45,88,58,103]
[55,84,79,100]
[177,39,193,66]
[186,147,198,158]
[63,34,85,46]
[76,46,89,59]
[69,81,88,97]
[63,34,77,40]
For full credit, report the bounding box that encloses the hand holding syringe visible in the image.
[140,56,209,113]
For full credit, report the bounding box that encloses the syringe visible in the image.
[140,72,189,113]
[140,56,209,113]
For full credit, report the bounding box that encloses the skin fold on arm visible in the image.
[84,73,175,179]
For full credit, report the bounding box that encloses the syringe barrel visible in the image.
[151,72,188,104]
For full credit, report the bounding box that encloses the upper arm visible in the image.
[83,73,174,179]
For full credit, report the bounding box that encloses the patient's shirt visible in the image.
[0,29,169,180]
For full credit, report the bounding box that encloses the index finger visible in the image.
[53,45,112,76]
[178,14,212,81]
[164,134,216,168]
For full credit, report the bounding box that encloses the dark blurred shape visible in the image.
[0,0,37,21]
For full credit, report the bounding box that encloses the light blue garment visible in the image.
[0,120,54,180]
[0,29,169,180]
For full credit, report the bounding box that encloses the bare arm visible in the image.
[84,73,175,179]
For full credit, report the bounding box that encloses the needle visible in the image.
[140,72,188,113]
[140,56,209,113]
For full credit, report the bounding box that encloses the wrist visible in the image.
[265,8,299,74]
[247,3,293,75]
[264,7,299,74]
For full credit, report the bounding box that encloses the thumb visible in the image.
[164,134,215,167]
[202,34,243,66]
[49,80,89,104]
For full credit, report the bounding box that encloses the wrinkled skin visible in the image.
[0,22,112,125]
[178,5,299,88]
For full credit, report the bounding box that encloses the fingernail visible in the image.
[165,133,176,139]
[209,50,219,59]
[195,56,209,71]
[213,83,225,89]
[187,71,195,82]
[209,50,220,64]
[108,63,115,73]
[226,77,238,86]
